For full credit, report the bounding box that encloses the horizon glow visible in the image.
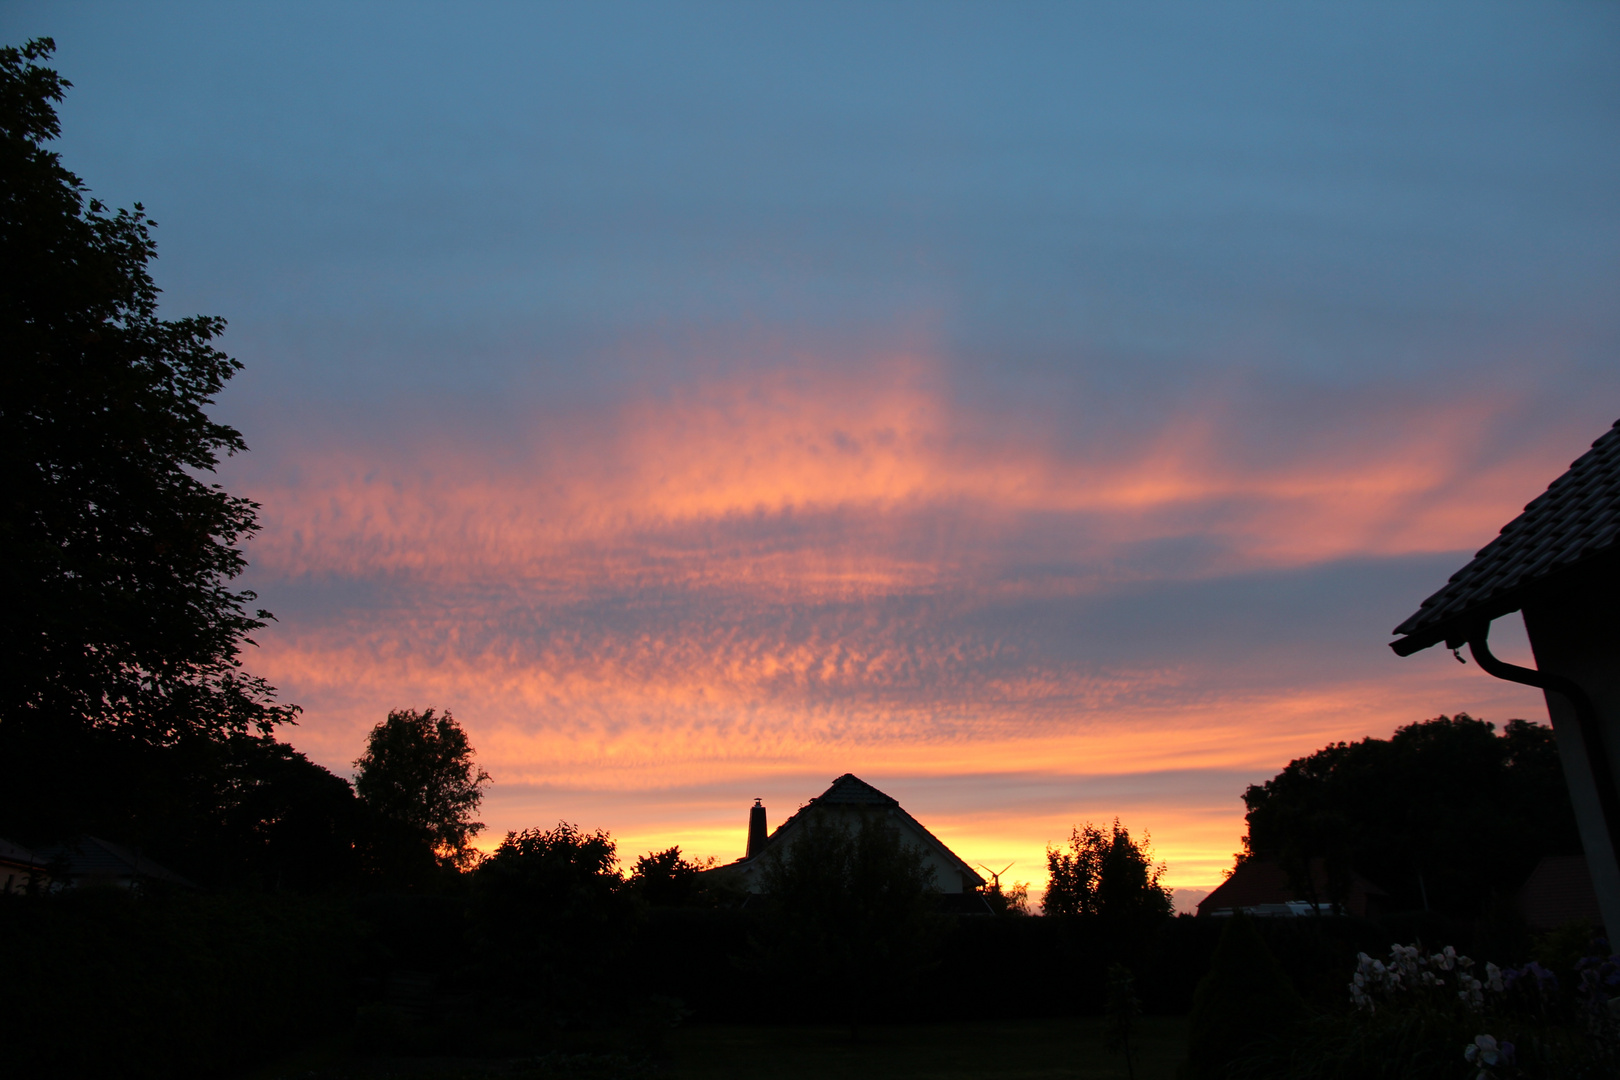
[4,2,1615,897]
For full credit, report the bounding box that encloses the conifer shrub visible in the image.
[1180,914,1304,1079]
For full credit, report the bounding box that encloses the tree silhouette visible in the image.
[626,845,714,907]
[1239,714,1580,916]
[1044,819,1172,922]
[472,822,634,1004]
[354,708,490,870]
[0,38,296,844]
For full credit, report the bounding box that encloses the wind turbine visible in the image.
[977,862,1015,891]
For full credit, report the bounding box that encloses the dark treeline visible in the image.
[1240,712,1582,920]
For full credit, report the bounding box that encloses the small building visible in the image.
[37,836,194,891]
[1196,857,1386,918]
[0,838,50,895]
[715,773,988,901]
[1390,417,1620,937]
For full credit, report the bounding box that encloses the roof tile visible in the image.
[1392,418,1620,653]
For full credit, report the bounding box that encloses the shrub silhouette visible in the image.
[1181,914,1303,1079]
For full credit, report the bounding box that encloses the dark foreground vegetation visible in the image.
[5,868,1618,1078]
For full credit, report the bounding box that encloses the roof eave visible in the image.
[1390,548,1620,657]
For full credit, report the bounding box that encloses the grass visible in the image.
[667,1016,1189,1080]
[241,1015,1189,1080]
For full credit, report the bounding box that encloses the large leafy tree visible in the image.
[1238,714,1580,917]
[353,708,491,869]
[0,40,295,840]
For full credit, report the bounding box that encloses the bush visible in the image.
[1230,940,1620,1079]
[1181,915,1305,1079]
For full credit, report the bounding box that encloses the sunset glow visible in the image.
[18,0,1615,904]
[224,359,1563,895]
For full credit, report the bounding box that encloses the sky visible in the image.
[7,1,1619,903]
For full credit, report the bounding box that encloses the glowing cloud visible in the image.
[228,356,1558,890]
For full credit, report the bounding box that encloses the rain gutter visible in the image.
[1466,621,1620,877]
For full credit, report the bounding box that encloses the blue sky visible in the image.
[8,1,1618,892]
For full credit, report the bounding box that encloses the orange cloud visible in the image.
[228,356,1563,889]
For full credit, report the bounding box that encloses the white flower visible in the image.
[1484,962,1504,993]
[1458,976,1484,1010]
[1464,1034,1501,1065]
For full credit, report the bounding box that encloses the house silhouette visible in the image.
[713,773,988,904]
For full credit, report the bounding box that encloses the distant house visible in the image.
[36,836,194,891]
[711,774,988,904]
[1197,858,1386,918]
[0,838,49,895]
[1389,416,1620,937]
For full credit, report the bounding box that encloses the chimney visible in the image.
[746,798,768,859]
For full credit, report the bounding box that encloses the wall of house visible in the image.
[1525,592,1620,941]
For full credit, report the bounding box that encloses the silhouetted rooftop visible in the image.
[1391,417,1620,656]
[716,773,987,894]
[39,835,194,888]
[808,773,901,808]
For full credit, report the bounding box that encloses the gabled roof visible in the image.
[40,835,194,888]
[1391,418,1620,656]
[745,773,986,891]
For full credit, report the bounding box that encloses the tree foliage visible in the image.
[353,708,490,869]
[625,844,714,907]
[0,38,296,844]
[1044,819,1173,922]
[472,822,635,1003]
[984,878,1032,916]
[477,822,622,914]
[0,39,293,746]
[1238,714,1580,916]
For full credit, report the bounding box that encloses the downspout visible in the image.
[1466,621,1620,876]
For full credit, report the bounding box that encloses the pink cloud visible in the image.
[224,357,1566,886]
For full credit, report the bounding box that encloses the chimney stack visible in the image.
[746,798,768,858]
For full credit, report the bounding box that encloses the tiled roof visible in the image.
[812,773,900,808]
[39,835,194,887]
[1391,418,1620,656]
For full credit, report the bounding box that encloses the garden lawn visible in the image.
[667,1016,1190,1080]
